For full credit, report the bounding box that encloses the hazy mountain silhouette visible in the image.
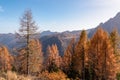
[88,12,120,37]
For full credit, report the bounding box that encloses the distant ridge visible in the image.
[88,12,120,37]
[1,12,120,55]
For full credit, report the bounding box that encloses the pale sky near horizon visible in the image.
[0,0,120,33]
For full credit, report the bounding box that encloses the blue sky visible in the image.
[0,0,120,33]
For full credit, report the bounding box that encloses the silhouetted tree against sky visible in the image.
[16,9,38,75]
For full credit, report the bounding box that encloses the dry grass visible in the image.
[0,70,70,80]
[0,71,34,80]
[6,71,17,80]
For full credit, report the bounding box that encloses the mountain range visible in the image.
[1,12,120,55]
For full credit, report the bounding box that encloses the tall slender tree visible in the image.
[16,9,38,75]
[73,30,88,79]
[110,28,120,55]
[110,28,120,75]
[62,38,75,73]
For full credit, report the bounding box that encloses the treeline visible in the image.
[61,28,118,80]
[0,10,119,80]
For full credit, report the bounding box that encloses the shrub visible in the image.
[117,73,120,80]
[38,70,69,80]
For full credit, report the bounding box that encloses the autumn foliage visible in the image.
[0,46,13,72]
[14,39,43,75]
[45,44,61,72]
[88,28,116,80]
[0,9,119,80]
[0,28,119,80]
[38,70,68,80]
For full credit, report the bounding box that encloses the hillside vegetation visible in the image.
[0,10,120,80]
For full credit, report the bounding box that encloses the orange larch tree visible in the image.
[62,38,75,74]
[0,46,13,72]
[28,39,43,74]
[88,28,117,80]
[45,44,61,72]
[72,30,88,79]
